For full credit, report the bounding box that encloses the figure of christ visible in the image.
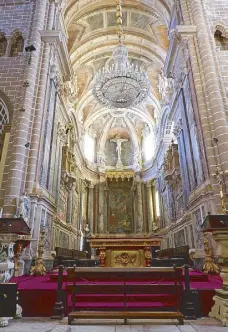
[110,135,128,169]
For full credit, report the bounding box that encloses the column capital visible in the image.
[176,25,197,36]
[145,181,153,188]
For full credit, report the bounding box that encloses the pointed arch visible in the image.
[10,30,24,56]
[0,32,7,57]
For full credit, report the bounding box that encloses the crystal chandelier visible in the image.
[93,0,150,109]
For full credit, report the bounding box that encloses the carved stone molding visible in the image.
[173,119,182,137]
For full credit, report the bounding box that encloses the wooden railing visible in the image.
[63,266,184,325]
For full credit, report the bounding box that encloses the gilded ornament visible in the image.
[114,252,137,267]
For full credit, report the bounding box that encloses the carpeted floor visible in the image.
[9,270,222,317]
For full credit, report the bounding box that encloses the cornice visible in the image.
[40,30,72,80]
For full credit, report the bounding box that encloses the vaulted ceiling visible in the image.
[64,0,172,163]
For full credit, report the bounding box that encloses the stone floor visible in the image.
[1,317,228,332]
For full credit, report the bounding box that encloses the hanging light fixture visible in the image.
[93,0,150,109]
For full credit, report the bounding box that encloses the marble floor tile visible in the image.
[191,326,228,332]
[177,325,197,332]
[130,325,180,332]
[70,325,115,332]
[115,325,131,332]
[187,317,222,326]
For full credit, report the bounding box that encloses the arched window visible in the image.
[214,29,228,51]
[0,33,7,57]
[155,190,161,217]
[143,132,155,162]
[84,134,95,162]
[0,99,9,133]
[10,32,24,56]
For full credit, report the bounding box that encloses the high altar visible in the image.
[85,170,162,267]
[88,234,162,267]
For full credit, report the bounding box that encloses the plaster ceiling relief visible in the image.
[82,104,94,121]
[130,12,153,31]
[107,127,131,140]
[65,0,171,170]
[67,23,85,52]
[86,13,104,32]
[150,22,169,51]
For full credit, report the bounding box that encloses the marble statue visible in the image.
[110,135,128,169]
[18,192,30,222]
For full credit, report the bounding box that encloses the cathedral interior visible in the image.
[0,0,228,329]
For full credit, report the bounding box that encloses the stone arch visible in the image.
[0,90,13,123]
[0,99,9,134]
[0,32,7,57]
[213,23,228,51]
[10,30,24,56]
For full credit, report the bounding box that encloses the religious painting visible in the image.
[107,179,133,233]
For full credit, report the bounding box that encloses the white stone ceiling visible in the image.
[64,0,172,162]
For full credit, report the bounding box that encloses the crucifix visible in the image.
[110,135,128,170]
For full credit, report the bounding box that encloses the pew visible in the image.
[152,245,191,267]
[65,266,184,325]
[53,247,88,267]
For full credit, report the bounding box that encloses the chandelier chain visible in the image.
[116,0,123,43]
[93,0,150,109]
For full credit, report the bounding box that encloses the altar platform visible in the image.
[87,234,162,267]
[10,269,222,318]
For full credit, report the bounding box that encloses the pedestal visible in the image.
[208,230,228,326]
[209,289,228,326]
[201,215,228,326]
[0,236,14,283]
[0,218,31,326]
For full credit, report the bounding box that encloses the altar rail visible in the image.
[51,266,185,325]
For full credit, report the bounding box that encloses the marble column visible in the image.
[136,182,144,233]
[88,184,94,234]
[146,182,154,233]
[98,177,106,234]
[66,181,75,224]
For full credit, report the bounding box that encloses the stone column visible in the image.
[177,1,228,212]
[88,184,94,234]
[26,0,56,193]
[187,0,228,168]
[136,181,144,233]
[146,182,154,233]
[1,0,49,217]
[47,0,56,30]
[5,36,12,57]
[0,125,11,189]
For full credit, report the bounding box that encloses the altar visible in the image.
[88,235,162,267]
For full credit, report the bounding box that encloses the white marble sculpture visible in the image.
[18,192,30,223]
[110,135,128,170]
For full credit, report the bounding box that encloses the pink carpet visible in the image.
[9,270,222,317]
